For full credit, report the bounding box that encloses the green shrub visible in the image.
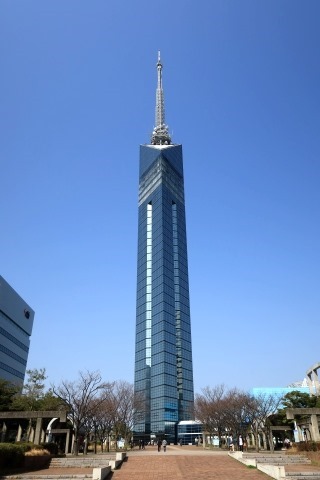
[16,442,37,452]
[0,443,25,468]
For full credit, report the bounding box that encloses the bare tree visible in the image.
[223,388,252,441]
[195,384,283,452]
[246,393,282,452]
[112,381,142,446]
[92,394,116,452]
[52,370,108,455]
[194,385,227,446]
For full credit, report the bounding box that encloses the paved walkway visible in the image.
[111,446,267,480]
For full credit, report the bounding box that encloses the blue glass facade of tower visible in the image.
[134,143,194,442]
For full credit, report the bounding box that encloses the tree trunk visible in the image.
[253,431,260,452]
[268,430,274,452]
[73,431,79,455]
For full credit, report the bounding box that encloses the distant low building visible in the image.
[287,378,309,388]
[251,385,310,405]
[0,275,34,385]
[177,420,202,445]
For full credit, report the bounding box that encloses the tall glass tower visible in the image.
[134,53,194,443]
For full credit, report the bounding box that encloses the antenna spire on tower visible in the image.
[151,51,171,145]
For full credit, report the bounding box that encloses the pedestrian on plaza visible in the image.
[195,437,199,447]
[284,438,291,449]
[227,435,234,452]
[162,439,167,452]
[157,439,162,452]
[238,435,243,452]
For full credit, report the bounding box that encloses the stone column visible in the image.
[16,424,22,442]
[292,421,298,442]
[65,430,70,454]
[28,426,35,442]
[313,369,320,397]
[307,368,320,396]
[297,425,304,442]
[71,432,75,454]
[310,415,320,441]
[34,417,43,445]
[1,422,7,442]
[307,372,314,394]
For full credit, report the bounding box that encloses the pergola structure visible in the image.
[286,408,320,442]
[0,410,67,447]
[306,362,320,396]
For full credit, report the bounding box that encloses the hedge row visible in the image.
[0,442,56,468]
[0,443,25,468]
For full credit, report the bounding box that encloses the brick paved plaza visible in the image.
[111,446,266,480]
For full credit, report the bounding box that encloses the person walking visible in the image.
[238,435,243,452]
[157,439,162,452]
[227,435,234,452]
[284,438,291,449]
[162,439,167,452]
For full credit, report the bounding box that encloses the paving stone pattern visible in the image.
[111,454,266,480]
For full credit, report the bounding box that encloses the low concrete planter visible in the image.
[109,452,127,470]
[93,466,111,480]
[24,454,51,470]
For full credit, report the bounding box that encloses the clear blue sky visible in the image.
[1,0,319,393]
